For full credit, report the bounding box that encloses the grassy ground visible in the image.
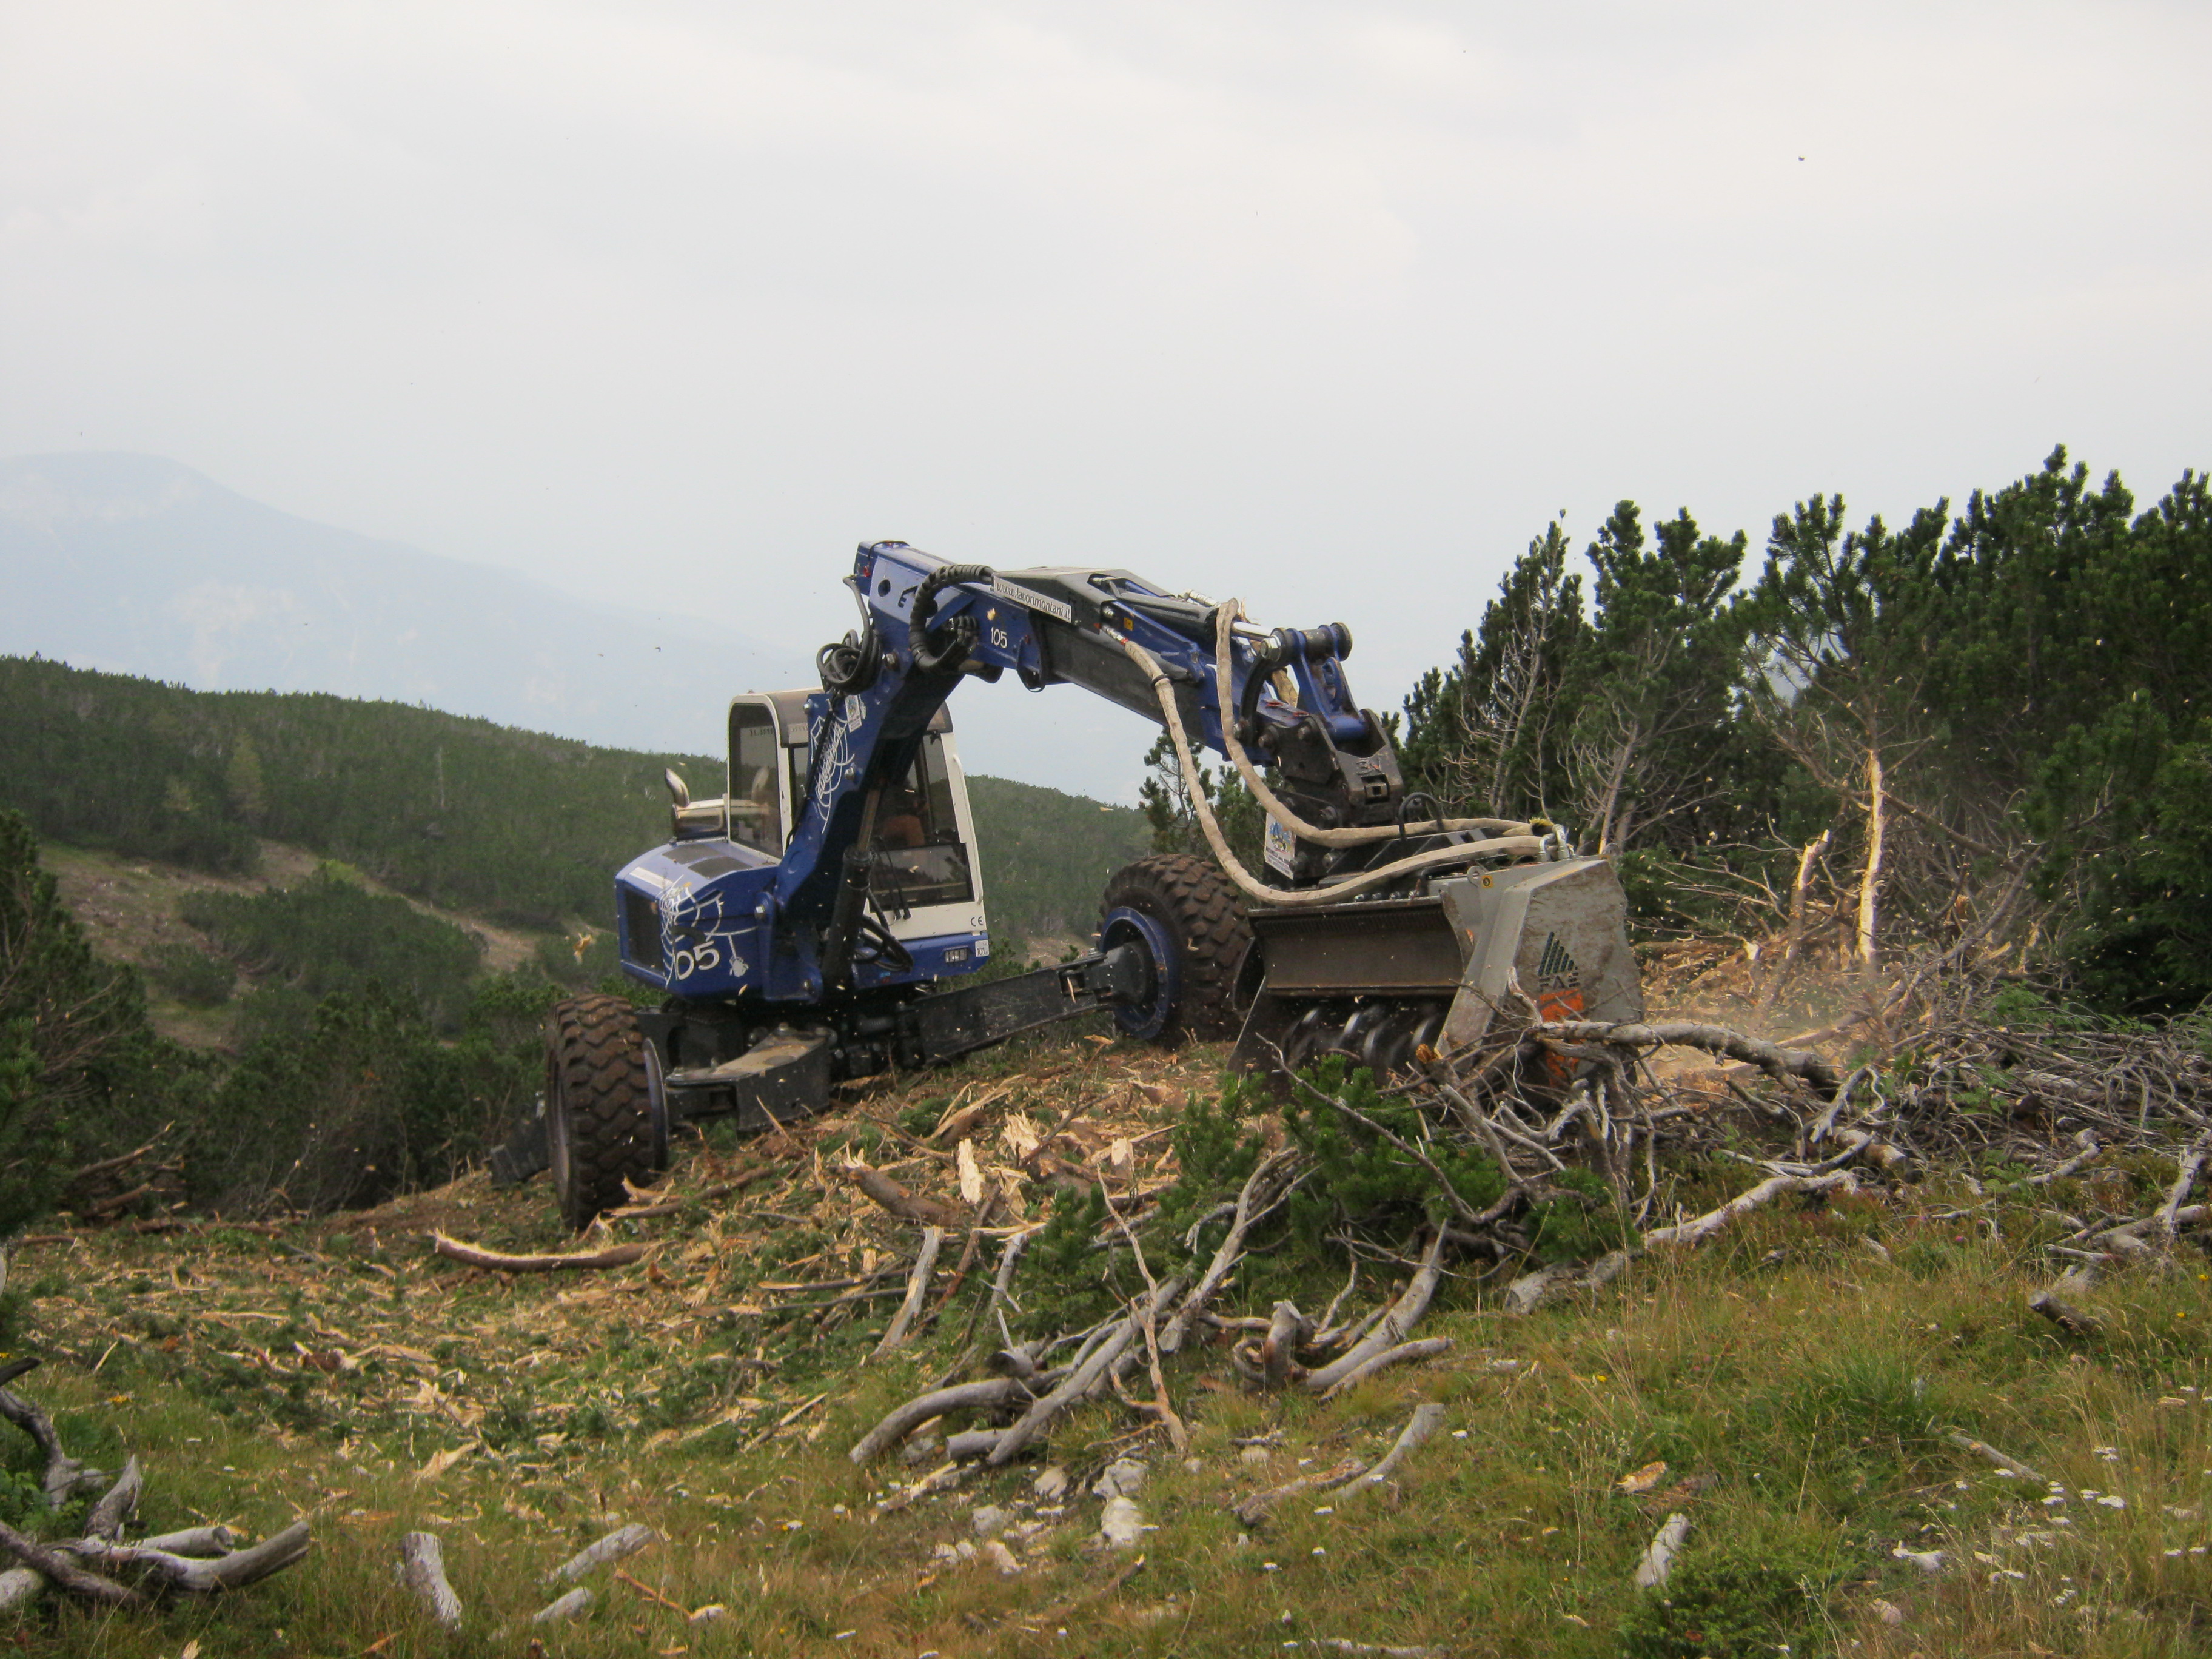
[6,1031,2212,1657]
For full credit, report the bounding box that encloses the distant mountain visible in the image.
[0,452,812,754]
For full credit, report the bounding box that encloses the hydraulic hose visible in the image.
[1119,635,1542,908]
[1212,600,1533,846]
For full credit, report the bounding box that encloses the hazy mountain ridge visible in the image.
[0,451,813,754]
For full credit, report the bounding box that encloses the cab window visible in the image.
[729,703,783,856]
[868,736,973,912]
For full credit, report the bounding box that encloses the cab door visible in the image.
[726,697,786,857]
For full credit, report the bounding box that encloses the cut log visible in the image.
[429,1233,648,1273]
[547,1522,655,1583]
[531,1586,595,1623]
[400,1531,463,1630]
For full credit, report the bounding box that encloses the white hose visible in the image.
[1119,636,1541,908]
[1213,599,1533,846]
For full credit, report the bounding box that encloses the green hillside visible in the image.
[0,655,1145,945]
[966,773,1150,943]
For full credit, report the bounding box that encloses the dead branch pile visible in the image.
[0,1358,310,1612]
[839,1005,2212,1472]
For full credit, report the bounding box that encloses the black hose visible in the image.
[908,563,994,674]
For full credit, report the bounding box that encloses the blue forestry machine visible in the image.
[495,543,1642,1227]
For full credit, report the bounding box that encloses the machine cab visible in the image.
[725,690,990,954]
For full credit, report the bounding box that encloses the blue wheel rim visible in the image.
[1101,905,1178,1041]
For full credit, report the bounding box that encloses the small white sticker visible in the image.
[991,575,1074,625]
[1263,816,1297,877]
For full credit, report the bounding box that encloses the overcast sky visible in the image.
[4,1,2207,798]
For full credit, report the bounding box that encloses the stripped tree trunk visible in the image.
[1857,746,1885,971]
[1759,828,1832,1011]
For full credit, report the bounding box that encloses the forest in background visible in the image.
[0,657,1146,947]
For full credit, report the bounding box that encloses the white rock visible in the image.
[971,1505,1013,1538]
[1099,1495,1145,1549]
[1239,1446,1272,1466]
[1033,1466,1069,1500]
[1094,1458,1148,1499]
[1183,1458,1204,1474]
[1892,1547,1946,1575]
[982,1539,1022,1577]
[1869,1598,1905,1626]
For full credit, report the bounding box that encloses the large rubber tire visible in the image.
[545,994,662,1230]
[1099,853,1253,1045]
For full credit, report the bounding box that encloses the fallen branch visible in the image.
[1640,1171,1857,1248]
[131,1525,238,1557]
[836,1159,968,1230]
[849,1378,1037,1465]
[1944,1430,2048,1486]
[1231,1456,1368,1524]
[873,1226,945,1356]
[1340,1402,1447,1493]
[0,1369,106,1507]
[985,1274,1184,1467]
[0,1521,142,1607]
[1159,1147,1301,1355]
[2027,1289,2102,1339]
[1537,1019,1840,1096]
[1104,1186,1190,1455]
[400,1532,463,1630]
[111,1521,312,1593]
[1303,1232,1447,1396]
[429,1233,648,1273]
[84,1454,142,1541]
[2162,1133,2212,1243]
[1318,1338,1453,1401]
